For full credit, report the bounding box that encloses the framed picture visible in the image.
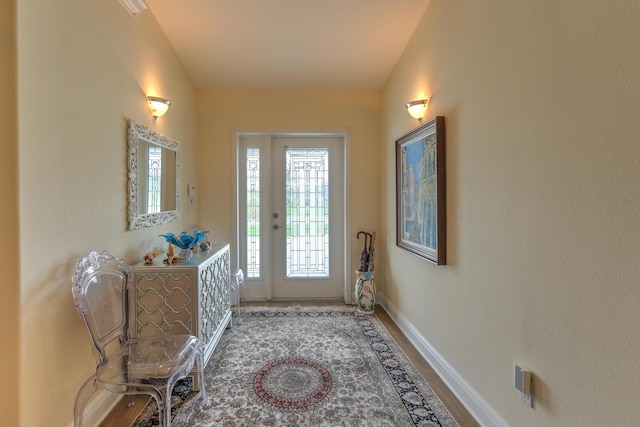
[396,116,446,265]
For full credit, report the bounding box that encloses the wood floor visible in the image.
[101,301,479,427]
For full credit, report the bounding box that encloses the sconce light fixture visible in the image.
[405,99,429,123]
[147,96,171,120]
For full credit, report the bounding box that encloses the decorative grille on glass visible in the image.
[246,148,260,278]
[147,146,162,213]
[285,148,330,277]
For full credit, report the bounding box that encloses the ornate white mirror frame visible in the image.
[127,119,180,230]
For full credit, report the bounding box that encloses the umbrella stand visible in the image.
[355,230,376,313]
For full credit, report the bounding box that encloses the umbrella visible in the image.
[356,231,374,272]
[368,231,376,272]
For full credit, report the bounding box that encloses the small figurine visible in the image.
[167,243,175,265]
[143,247,162,265]
[162,243,186,264]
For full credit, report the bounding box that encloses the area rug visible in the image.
[133,306,459,427]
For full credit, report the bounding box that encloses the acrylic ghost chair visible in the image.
[230,268,245,324]
[71,250,209,427]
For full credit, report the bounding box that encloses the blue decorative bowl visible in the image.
[159,230,209,250]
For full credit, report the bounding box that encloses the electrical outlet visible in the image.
[520,391,532,407]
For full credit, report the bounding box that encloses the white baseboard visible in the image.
[67,390,121,427]
[377,293,509,427]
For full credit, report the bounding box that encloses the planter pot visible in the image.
[355,270,376,314]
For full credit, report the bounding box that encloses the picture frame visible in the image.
[396,116,446,265]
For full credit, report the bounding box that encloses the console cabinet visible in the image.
[130,243,231,379]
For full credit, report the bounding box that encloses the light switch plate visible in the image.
[515,365,531,394]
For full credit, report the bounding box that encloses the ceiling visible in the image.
[145,0,430,91]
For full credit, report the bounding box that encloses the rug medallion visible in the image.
[254,357,332,409]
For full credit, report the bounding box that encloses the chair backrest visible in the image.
[72,251,130,365]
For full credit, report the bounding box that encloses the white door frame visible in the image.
[232,129,352,303]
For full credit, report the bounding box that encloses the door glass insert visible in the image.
[285,148,329,278]
[246,148,260,278]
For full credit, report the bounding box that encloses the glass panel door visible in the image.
[271,137,344,298]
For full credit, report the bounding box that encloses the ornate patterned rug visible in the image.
[133,306,459,427]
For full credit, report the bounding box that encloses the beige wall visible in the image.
[381,0,640,425]
[17,1,198,425]
[12,0,640,425]
[0,0,20,425]
[196,91,380,280]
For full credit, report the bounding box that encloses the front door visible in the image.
[238,134,345,300]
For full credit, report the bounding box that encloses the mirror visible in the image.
[127,119,180,230]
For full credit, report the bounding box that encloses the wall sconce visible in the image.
[405,99,429,123]
[147,96,171,120]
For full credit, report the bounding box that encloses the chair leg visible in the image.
[235,288,242,323]
[162,387,173,427]
[74,375,97,427]
[146,388,167,427]
[196,346,210,408]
